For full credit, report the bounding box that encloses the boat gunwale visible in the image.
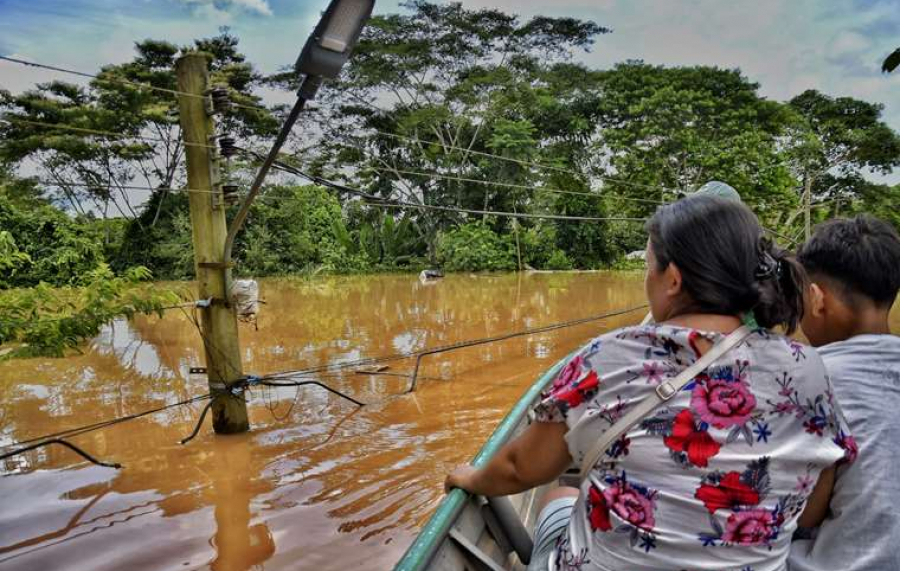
[393,352,572,571]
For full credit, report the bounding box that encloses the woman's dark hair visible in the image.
[646,195,806,333]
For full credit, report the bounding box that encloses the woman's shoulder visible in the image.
[744,329,827,374]
[596,325,827,377]
[592,323,728,359]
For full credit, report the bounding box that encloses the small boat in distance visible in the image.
[394,354,573,571]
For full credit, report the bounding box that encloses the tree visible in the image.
[589,62,799,223]
[0,30,276,230]
[784,90,900,238]
[270,0,610,260]
[0,189,105,288]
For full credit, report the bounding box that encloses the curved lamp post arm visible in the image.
[221,0,375,264]
[222,76,321,263]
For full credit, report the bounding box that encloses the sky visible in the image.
[0,0,898,183]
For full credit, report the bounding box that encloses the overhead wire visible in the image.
[0,55,269,114]
[367,200,648,222]
[6,54,811,240]
[33,179,228,196]
[4,54,839,224]
[2,393,212,455]
[253,153,648,223]
[1,117,218,150]
[368,129,684,195]
[364,166,665,205]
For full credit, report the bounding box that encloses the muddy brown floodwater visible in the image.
[1,272,897,571]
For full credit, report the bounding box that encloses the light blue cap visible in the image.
[694,180,741,202]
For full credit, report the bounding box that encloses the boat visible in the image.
[395,353,576,571]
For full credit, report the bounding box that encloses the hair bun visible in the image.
[755,250,781,280]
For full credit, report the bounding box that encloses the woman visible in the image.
[445,195,854,571]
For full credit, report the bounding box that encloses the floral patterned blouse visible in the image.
[534,324,856,571]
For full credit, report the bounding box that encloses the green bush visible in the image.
[519,225,557,268]
[0,264,180,358]
[0,195,106,287]
[436,223,516,272]
[544,249,574,270]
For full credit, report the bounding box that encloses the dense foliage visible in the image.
[0,265,179,358]
[1,3,899,356]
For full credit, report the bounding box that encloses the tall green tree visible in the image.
[270,0,610,259]
[784,90,900,238]
[0,30,275,228]
[589,62,798,223]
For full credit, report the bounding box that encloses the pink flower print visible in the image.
[642,361,665,385]
[795,474,815,494]
[604,481,656,531]
[691,373,757,429]
[553,355,584,390]
[834,432,858,465]
[773,401,798,415]
[722,509,775,545]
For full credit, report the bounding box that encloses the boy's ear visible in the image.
[808,282,826,317]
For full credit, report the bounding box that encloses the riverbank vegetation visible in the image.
[1,1,899,355]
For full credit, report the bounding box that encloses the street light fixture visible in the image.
[297,0,375,78]
[223,0,376,263]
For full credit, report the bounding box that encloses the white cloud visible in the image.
[178,0,273,17]
[232,0,274,16]
[829,31,870,57]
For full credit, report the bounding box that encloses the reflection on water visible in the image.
[8,271,880,570]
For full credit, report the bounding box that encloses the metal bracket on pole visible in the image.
[209,144,224,210]
[204,96,215,116]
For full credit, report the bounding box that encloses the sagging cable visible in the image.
[1,439,121,469]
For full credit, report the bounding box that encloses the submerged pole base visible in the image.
[211,393,250,434]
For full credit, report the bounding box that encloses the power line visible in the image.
[368,129,683,195]
[256,304,649,384]
[3,393,212,451]
[366,166,666,205]
[367,200,649,222]
[406,303,650,391]
[0,55,268,114]
[1,117,217,150]
[34,179,227,196]
[255,154,647,223]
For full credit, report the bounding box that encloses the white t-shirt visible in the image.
[789,334,900,571]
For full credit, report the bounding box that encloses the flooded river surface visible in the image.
[0,272,649,571]
[2,272,898,571]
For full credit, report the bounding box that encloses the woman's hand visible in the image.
[442,422,571,498]
[444,465,478,494]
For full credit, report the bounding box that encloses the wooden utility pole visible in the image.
[803,173,813,242]
[176,53,249,434]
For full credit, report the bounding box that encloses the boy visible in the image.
[789,215,900,571]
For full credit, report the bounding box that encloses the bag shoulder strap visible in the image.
[577,325,754,481]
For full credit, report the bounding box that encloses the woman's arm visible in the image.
[797,465,836,528]
[444,420,572,497]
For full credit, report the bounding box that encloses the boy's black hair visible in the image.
[798,215,900,308]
